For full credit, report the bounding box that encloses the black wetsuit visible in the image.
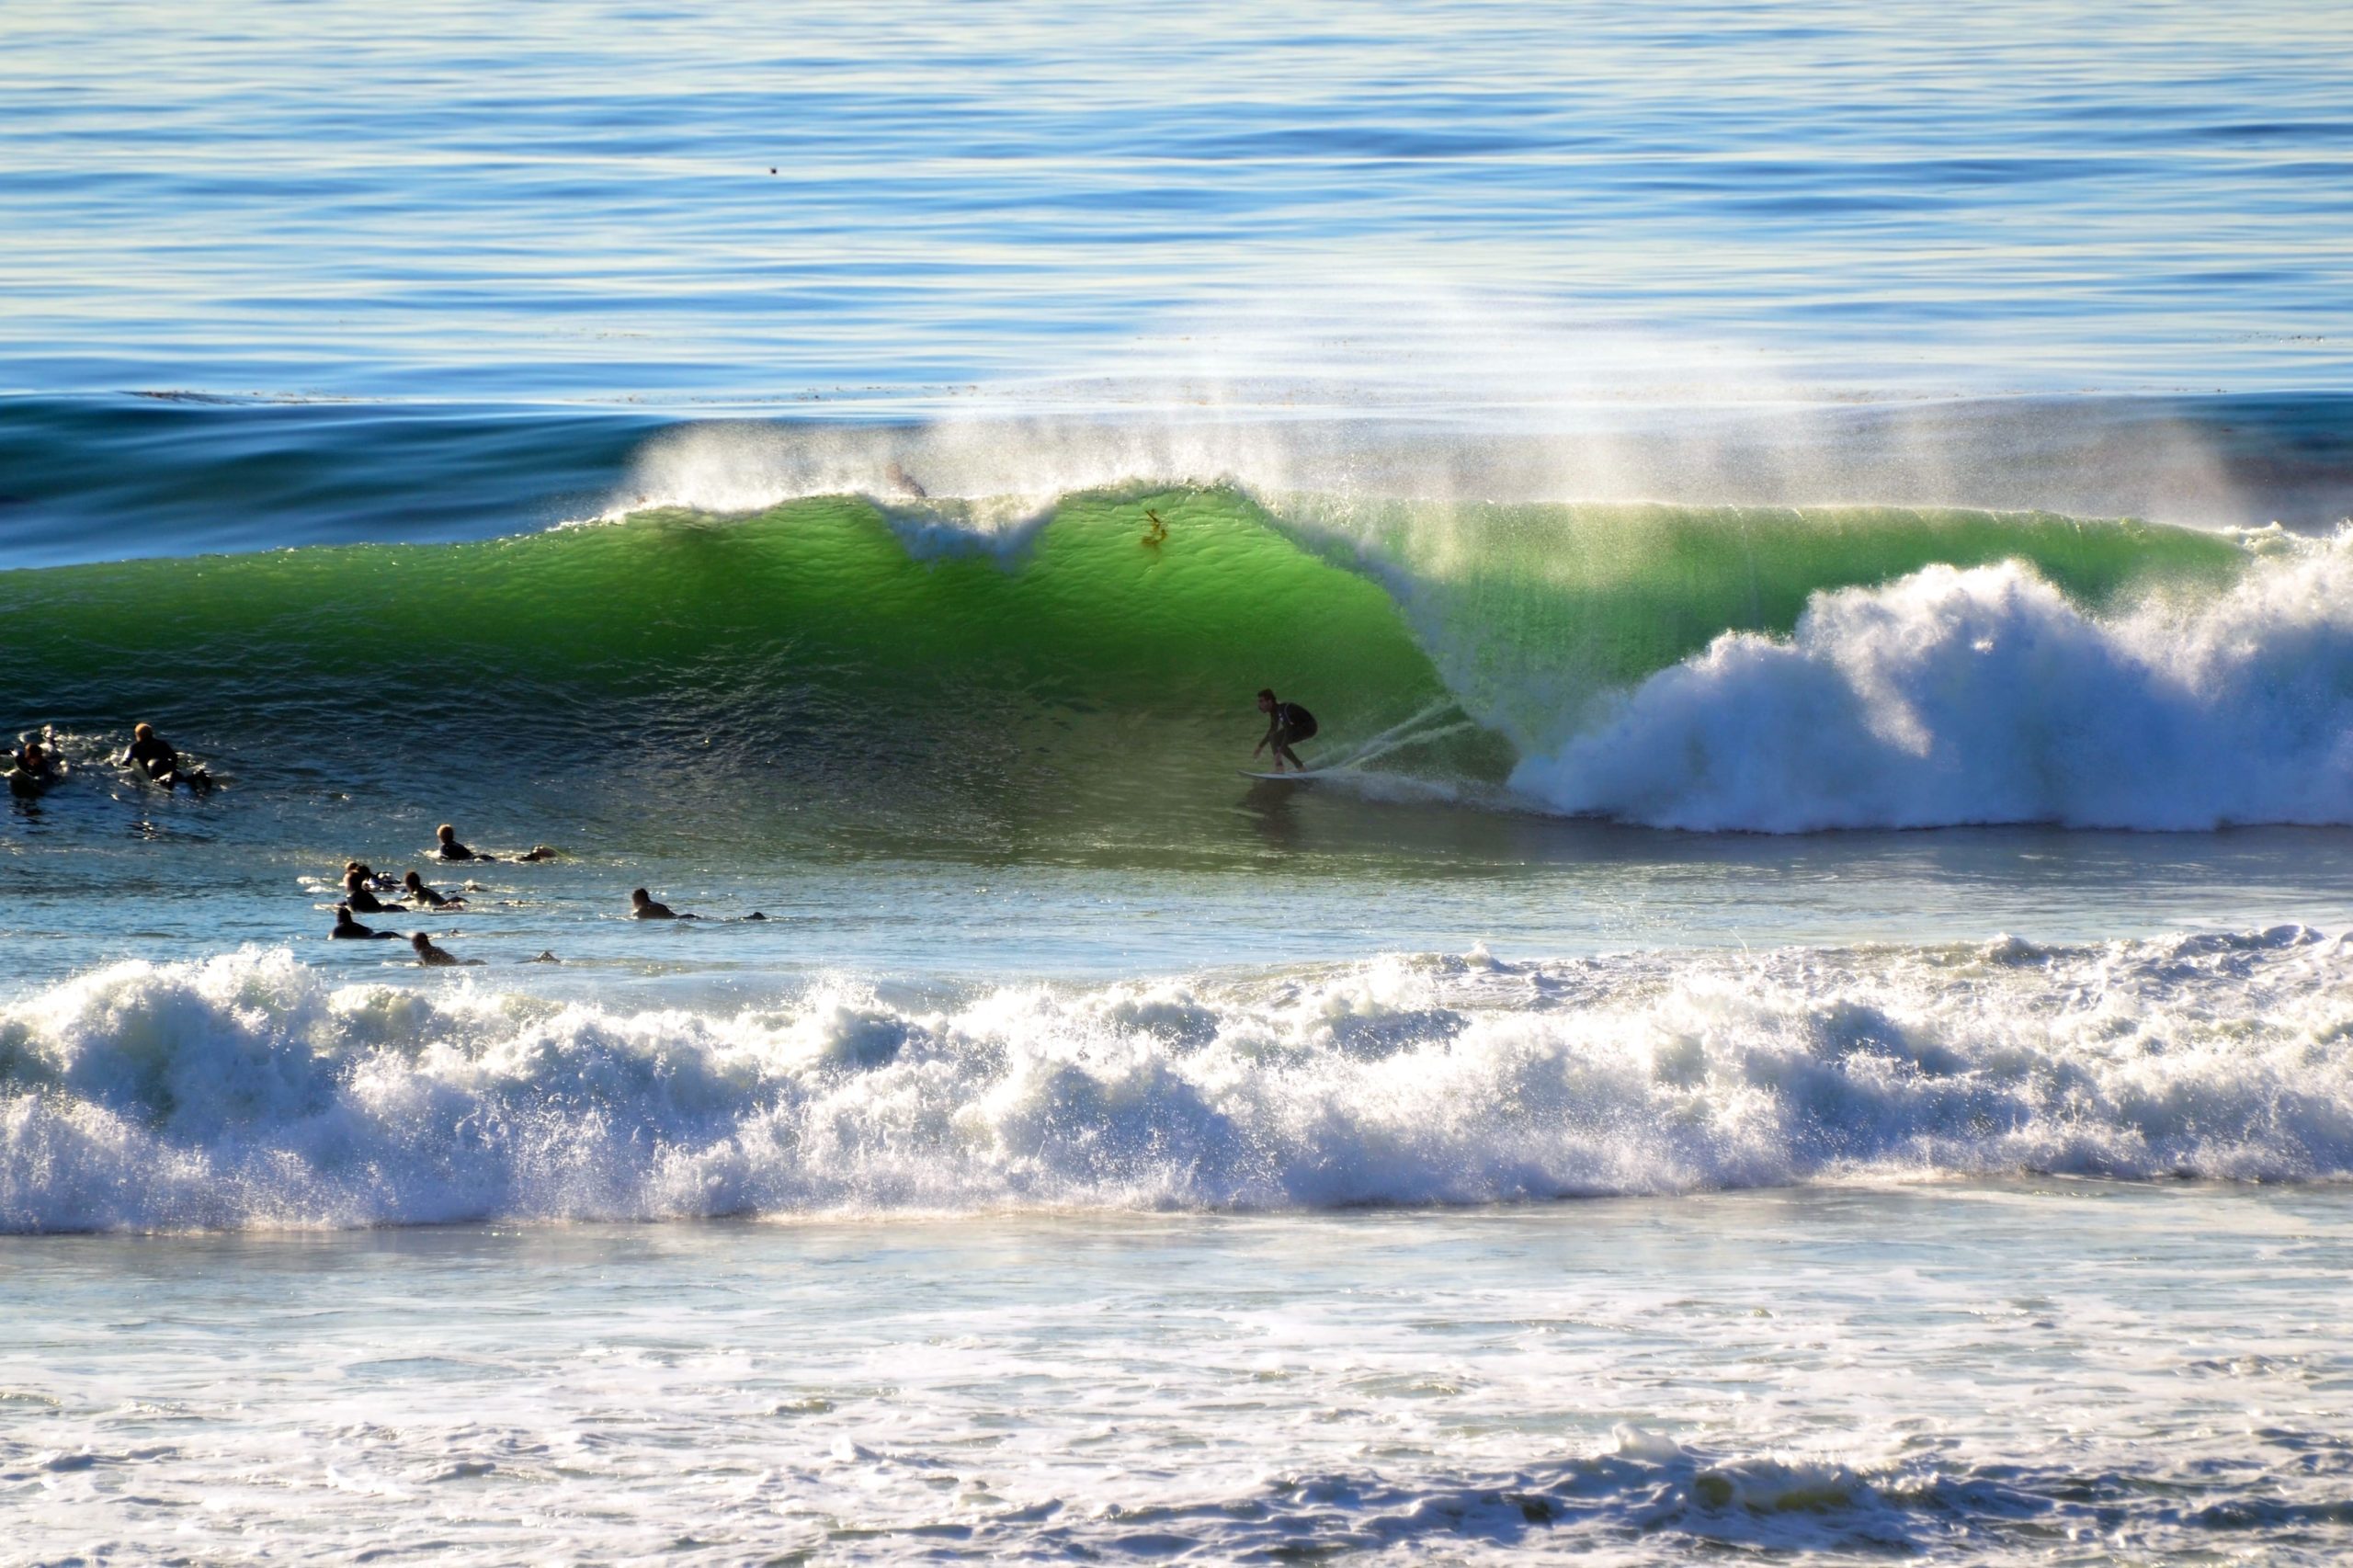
[125,734,179,779]
[1265,702,1318,749]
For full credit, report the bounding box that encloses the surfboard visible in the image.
[1238,768,1327,782]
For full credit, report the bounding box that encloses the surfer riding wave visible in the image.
[1253,688,1317,774]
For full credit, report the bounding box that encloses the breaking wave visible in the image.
[1515,531,2353,831]
[13,469,2336,838]
[6,926,2351,1232]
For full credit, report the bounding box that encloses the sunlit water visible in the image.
[9,1187,2353,1562]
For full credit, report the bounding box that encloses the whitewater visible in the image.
[6,927,2352,1233]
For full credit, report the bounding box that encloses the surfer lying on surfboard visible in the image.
[119,722,211,789]
[1253,688,1317,773]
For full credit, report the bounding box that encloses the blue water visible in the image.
[3,0,2350,403]
[7,5,2353,1561]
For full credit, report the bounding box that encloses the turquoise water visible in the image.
[6,3,2353,1561]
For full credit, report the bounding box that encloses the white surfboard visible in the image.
[1238,768,1328,782]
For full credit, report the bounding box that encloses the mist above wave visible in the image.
[6,928,2350,1232]
[603,392,2334,534]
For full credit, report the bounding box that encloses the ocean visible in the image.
[6,1,2353,1561]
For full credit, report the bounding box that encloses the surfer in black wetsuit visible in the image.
[120,723,206,787]
[1253,688,1318,774]
[341,867,404,915]
[12,739,57,778]
[331,903,399,939]
[411,931,479,966]
[631,887,698,920]
[435,824,488,861]
[404,869,465,909]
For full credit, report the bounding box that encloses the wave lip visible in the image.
[6,928,2352,1233]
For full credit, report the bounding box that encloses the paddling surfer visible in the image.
[1252,688,1318,774]
[8,738,61,795]
[631,887,698,920]
[341,867,403,915]
[435,823,488,861]
[410,931,479,966]
[435,824,556,862]
[119,723,208,788]
[11,738,58,779]
[331,903,399,939]
[404,869,465,909]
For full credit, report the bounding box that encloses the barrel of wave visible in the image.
[0,489,1485,853]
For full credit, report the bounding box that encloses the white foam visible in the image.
[1515,530,2353,831]
[6,930,2352,1232]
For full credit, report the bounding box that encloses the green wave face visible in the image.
[1,490,2249,854]
[0,491,1468,856]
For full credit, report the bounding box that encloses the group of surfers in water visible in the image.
[23,692,1319,963]
[329,824,769,964]
[327,691,1314,965]
[7,722,211,795]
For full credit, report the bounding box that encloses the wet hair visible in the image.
[631,887,652,902]
[410,932,431,948]
[1257,688,1277,702]
[437,824,456,839]
[134,722,154,739]
[404,870,423,888]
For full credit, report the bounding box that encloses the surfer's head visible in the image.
[437,824,456,844]
[404,870,424,891]
[1256,688,1277,710]
[631,887,653,907]
[133,722,154,740]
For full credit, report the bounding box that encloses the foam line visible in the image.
[6,929,2350,1232]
